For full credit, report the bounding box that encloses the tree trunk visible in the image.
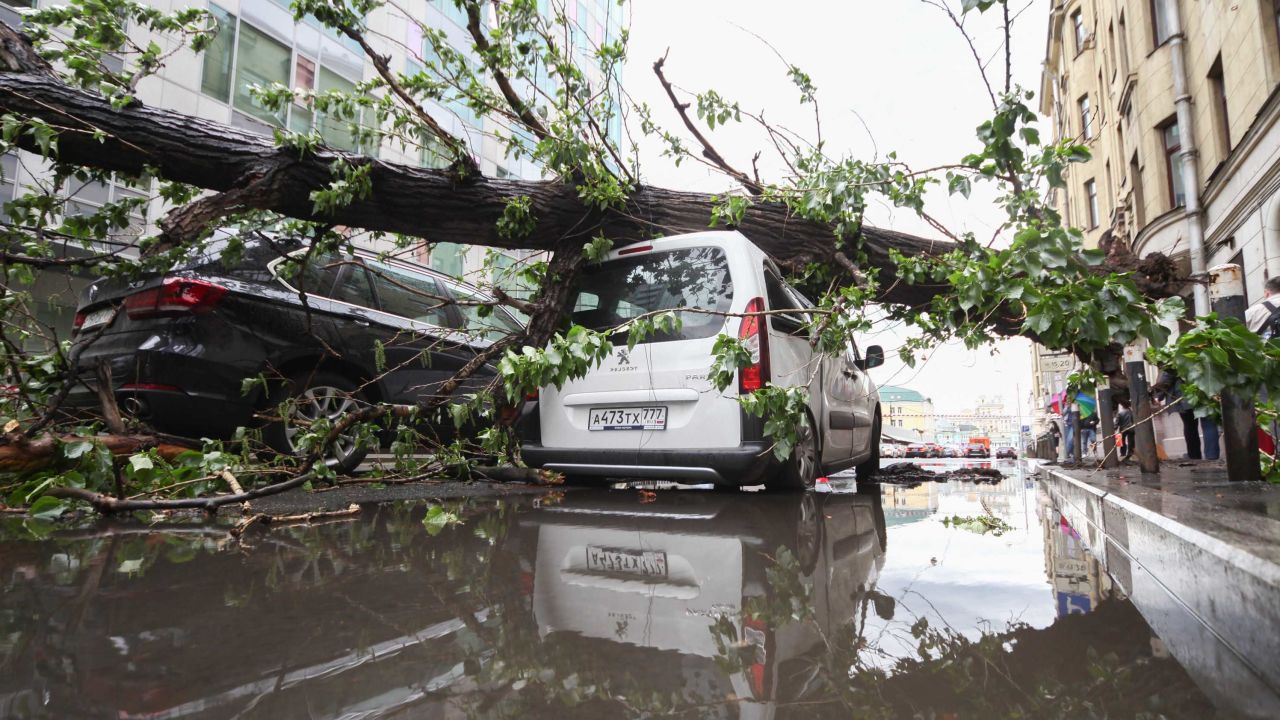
[0,67,945,307]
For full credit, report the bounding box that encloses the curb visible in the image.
[1038,463,1280,718]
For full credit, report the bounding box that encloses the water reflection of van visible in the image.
[519,490,888,714]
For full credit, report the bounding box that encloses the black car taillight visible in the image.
[124,278,227,320]
[738,297,770,394]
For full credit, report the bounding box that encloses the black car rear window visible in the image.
[569,246,733,342]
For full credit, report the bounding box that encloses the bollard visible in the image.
[1125,344,1160,474]
[1208,264,1261,481]
[1098,387,1118,468]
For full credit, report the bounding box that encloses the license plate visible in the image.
[586,546,668,578]
[588,406,667,431]
[80,307,115,330]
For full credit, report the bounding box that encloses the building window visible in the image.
[198,10,370,151]
[1078,95,1094,139]
[1162,120,1186,208]
[1274,0,1280,55]
[289,55,317,134]
[1106,22,1117,79]
[1072,10,1087,54]
[1085,179,1100,228]
[1130,153,1146,228]
[200,4,236,102]
[0,153,18,221]
[317,66,359,151]
[233,23,291,125]
[1150,0,1174,47]
[64,176,151,243]
[430,242,467,277]
[1118,12,1131,76]
[1208,56,1231,158]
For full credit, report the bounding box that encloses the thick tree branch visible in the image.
[652,52,764,196]
[332,22,479,175]
[464,3,549,142]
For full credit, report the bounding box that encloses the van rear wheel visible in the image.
[765,412,818,492]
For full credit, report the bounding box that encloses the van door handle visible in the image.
[842,369,857,378]
[353,319,370,327]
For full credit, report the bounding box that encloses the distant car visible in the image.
[880,443,902,458]
[925,443,945,458]
[942,445,960,458]
[904,443,928,458]
[964,443,990,459]
[995,446,1018,459]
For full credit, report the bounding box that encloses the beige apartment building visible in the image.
[1036,0,1280,456]
[1042,0,1280,299]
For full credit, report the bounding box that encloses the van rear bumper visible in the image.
[521,442,775,486]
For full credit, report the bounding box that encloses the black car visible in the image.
[68,233,523,471]
[995,446,1018,459]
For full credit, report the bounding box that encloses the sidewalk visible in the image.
[1036,460,1280,717]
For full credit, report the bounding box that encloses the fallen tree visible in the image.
[0,0,1206,516]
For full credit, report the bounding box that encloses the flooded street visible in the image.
[0,460,1265,718]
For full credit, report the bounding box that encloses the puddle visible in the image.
[0,461,1264,718]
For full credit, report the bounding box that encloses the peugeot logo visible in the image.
[616,348,631,365]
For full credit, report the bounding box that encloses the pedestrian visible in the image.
[1116,399,1134,460]
[1244,276,1280,338]
[1081,411,1099,458]
[1151,368,1220,461]
[1063,402,1077,463]
[1245,276,1280,455]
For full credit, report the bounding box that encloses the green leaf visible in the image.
[28,495,68,520]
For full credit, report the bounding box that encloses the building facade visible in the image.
[1,0,625,333]
[1039,0,1280,456]
[880,386,937,442]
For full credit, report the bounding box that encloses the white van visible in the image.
[521,231,883,489]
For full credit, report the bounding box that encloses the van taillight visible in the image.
[72,312,85,331]
[738,297,770,393]
[124,278,227,320]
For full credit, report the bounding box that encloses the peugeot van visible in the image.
[521,231,883,489]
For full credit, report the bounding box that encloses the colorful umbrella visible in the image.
[1075,391,1097,418]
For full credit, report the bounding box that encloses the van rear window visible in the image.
[570,246,733,342]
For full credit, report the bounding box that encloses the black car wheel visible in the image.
[263,371,370,474]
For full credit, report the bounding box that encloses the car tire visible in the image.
[262,370,370,474]
[765,412,819,492]
[855,412,881,483]
[793,492,822,575]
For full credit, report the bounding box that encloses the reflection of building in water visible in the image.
[936,476,1022,516]
[881,483,938,527]
[1039,495,1113,617]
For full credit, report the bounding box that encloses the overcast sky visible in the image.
[623,0,1050,416]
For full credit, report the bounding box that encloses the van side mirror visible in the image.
[858,345,884,370]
